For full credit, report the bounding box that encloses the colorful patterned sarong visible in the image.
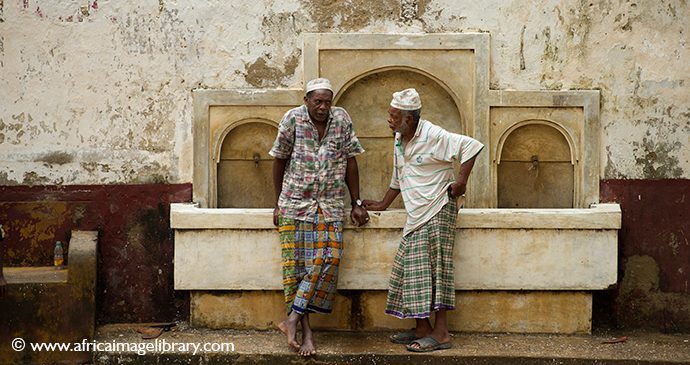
[385,197,457,319]
[279,210,343,315]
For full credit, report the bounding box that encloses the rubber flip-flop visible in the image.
[390,330,421,344]
[406,336,452,352]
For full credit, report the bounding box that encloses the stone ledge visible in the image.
[3,266,68,284]
[170,203,622,230]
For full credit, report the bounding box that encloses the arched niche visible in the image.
[496,121,576,208]
[215,119,277,208]
[336,68,464,208]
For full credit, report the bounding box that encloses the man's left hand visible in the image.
[448,182,467,199]
[350,205,369,227]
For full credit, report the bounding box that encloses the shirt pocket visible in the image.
[324,139,344,161]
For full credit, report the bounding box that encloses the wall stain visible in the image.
[115,7,193,57]
[632,67,659,109]
[301,0,399,31]
[541,27,559,63]
[36,152,74,166]
[632,135,683,179]
[551,0,592,59]
[618,255,690,331]
[81,162,111,175]
[244,51,300,88]
[23,171,51,186]
[538,25,564,89]
[0,171,19,185]
[519,25,526,70]
[138,97,176,153]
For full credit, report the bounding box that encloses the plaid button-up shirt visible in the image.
[269,105,365,223]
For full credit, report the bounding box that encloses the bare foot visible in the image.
[278,318,300,350]
[299,330,316,356]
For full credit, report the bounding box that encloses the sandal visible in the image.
[389,330,420,344]
[406,336,452,352]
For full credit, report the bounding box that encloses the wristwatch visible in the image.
[352,199,363,207]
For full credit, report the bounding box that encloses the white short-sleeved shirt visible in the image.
[390,119,484,236]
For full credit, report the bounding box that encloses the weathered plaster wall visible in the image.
[0,0,688,183]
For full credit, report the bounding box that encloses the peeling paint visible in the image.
[22,171,51,186]
[558,0,592,58]
[244,52,300,88]
[632,136,684,179]
[300,0,399,31]
[541,26,558,62]
[401,0,419,25]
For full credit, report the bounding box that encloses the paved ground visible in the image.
[94,323,690,364]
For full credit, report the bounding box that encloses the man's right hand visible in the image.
[362,200,387,211]
[273,207,280,226]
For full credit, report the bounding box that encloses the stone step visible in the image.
[93,324,690,365]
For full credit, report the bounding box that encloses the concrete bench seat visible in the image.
[3,266,69,284]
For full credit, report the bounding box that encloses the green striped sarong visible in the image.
[385,197,457,318]
[279,210,343,315]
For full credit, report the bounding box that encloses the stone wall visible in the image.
[0,0,688,329]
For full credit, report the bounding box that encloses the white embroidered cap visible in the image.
[390,88,422,110]
[305,78,333,94]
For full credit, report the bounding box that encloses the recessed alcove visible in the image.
[497,122,575,208]
[216,120,277,208]
[336,68,464,208]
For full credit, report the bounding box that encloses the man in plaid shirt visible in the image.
[270,78,369,356]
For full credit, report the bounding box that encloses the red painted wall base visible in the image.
[0,184,192,324]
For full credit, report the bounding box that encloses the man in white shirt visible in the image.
[364,88,483,352]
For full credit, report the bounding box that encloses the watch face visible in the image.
[356,199,363,206]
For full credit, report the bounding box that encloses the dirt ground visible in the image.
[94,323,690,364]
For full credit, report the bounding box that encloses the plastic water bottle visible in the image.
[54,241,64,269]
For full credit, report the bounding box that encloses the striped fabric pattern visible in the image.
[279,210,343,315]
[385,197,458,319]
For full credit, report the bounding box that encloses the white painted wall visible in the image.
[1,0,687,184]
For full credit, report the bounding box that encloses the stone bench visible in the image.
[172,204,621,334]
[0,230,97,365]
